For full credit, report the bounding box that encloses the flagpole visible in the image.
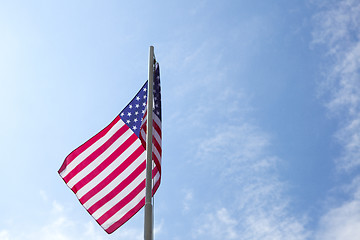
[144,45,154,240]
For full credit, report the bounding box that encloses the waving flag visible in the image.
[58,62,161,234]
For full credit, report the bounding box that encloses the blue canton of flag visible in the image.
[120,83,148,137]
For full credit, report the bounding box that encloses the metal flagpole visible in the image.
[144,45,154,240]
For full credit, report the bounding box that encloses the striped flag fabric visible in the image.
[58,62,162,234]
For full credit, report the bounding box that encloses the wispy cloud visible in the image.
[192,123,309,240]
[312,0,360,239]
[315,177,360,240]
[0,230,10,240]
[193,208,238,240]
[313,0,360,172]
[182,188,194,213]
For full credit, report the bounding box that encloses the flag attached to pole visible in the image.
[58,62,162,234]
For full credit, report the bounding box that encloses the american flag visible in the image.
[58,62,162,234]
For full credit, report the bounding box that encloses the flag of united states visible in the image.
[58,62,162,234]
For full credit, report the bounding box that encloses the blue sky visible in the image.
[1,0,360,239]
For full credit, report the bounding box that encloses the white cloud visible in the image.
[315,181,360,240]
[192,124,309,240]
[313,0,360,172]
[334,115,360,171]
[194,208,238,240]
[0,230,10,240]
[182,188,194,213]
[243,212,308,240]
[154,219,164,237]
[188,83,309,239]
[312,0,360,239]
[51,200,64,214]
[39,190,48,202]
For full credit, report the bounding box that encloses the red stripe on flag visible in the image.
[151,167,161,197]
[153,120,161,137]
[152,167,159,179]
[142,120,147,134]
[153,139,161,158]
[152,152,161,175]
[152,135,161,155]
